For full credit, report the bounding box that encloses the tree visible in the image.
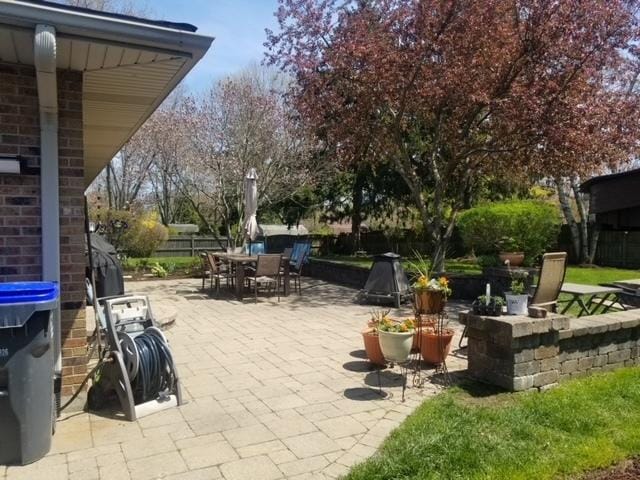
[181,67,318,245]
[267,0,640,270]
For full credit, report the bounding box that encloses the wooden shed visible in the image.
[581,168,640,268]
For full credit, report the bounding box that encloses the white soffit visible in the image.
[0,0,213,186]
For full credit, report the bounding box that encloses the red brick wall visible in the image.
[0,62,87,397]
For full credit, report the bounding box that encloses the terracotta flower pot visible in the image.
[498,252,525,267]
[378,330,414,363]
[412,316,437,350]
[414,290,445,314]
[362,328,385,366]
[420,329,455,365]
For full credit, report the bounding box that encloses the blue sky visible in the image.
[151,0,280,92]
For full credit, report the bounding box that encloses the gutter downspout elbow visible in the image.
[34,24,62,380]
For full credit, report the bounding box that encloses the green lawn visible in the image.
[315,255,639,286]
[345,368,640,480]
[122,256,200,275]
[316,255,482,275]
[564,265,640,286]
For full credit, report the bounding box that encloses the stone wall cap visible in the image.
[569,310,640,336]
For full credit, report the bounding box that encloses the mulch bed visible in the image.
[582,458,640,479]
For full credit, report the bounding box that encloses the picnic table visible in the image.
[611,279,640,291]
[559,282,625,317]
[217,252,290,300]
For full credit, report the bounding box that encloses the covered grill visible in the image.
[86,234,124,302]
[360,252,411,308]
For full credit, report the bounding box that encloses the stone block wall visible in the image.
[462,310,640,391]
[0,61,86,398]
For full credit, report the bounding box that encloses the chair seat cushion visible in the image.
[248,276,277,284]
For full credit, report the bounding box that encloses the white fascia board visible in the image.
[0,0,214,61]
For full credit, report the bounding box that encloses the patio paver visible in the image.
[3,278,467,480]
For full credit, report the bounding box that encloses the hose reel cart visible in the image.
[88,295,182,421]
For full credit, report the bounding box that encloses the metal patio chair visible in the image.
[246,254,283,303]
[530,252,568,312]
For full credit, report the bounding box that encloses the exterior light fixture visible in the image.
[0,155,22,174]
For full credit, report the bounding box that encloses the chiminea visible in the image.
[360,252,411,308]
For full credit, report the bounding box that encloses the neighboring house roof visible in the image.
[260,224,309,237]
[0,0,213,185]
[326,221,369,234]
[580,168,640,214]
[169,224,199,234]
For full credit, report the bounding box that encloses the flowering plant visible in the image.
[378,317,415,333]
[368,310,414,333]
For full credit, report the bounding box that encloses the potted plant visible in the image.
[412,315,437,350]
[420,320,455,365]
[410,253,452,314]
[471,295,504,316]
[362,310,386,366]
[504,264,529,315]
[377,317,415,363]
[497,236,525,267]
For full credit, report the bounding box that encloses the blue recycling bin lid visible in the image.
[0,282,59,305]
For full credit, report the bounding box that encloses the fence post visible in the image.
[191,235,195,257]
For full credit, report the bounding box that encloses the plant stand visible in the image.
[372,308,452,403]
[407,310,451,394]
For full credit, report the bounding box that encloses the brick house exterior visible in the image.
[0,61,86,397]
[0,1,211,406]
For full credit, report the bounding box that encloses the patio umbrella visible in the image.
[243,168,261,242]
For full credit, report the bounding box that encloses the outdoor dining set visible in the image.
[199,241,312,302]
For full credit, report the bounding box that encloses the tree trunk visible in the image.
[572,178,593,264]
[556,178,581,261]
[106,165,113,210]
[351,168,365,252]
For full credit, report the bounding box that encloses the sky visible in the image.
[150,0,280,92]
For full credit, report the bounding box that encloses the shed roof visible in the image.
[0,0,213,186]
[580,168,640,214]
[580,168,640,192]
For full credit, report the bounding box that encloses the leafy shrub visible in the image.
[150,262,168,278]
[458,200,561,264]
[121,213,169,258]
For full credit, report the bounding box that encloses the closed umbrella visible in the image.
[243,168,261,243]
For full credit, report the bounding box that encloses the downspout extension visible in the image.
[34,25,62,386]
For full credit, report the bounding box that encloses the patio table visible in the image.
[559,282,625,316]
[217,253,290,300]
[612,279,640,291]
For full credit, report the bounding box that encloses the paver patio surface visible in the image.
[2,278,467,480]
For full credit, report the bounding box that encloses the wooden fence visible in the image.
[153,236,226,257]
[596,230,640,269]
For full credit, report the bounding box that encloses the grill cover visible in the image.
[361,253,411,308]
[86,234,124,301]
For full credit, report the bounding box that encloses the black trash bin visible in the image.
[0,282,59,466]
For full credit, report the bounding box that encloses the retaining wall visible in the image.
[461,310,640,391]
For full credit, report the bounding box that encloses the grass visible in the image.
[345,368,640,480]
[564,265,640,286]
[317,255,482,275]
[316,255,639,286]
[122,256,200,276]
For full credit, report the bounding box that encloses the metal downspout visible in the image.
[34,25,61,382]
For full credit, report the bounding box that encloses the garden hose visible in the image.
[131,331,176,403]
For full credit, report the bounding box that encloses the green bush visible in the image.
[121,213,169,258]
[457,200,561,264]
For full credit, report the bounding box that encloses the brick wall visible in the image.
[0,62,87,398]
